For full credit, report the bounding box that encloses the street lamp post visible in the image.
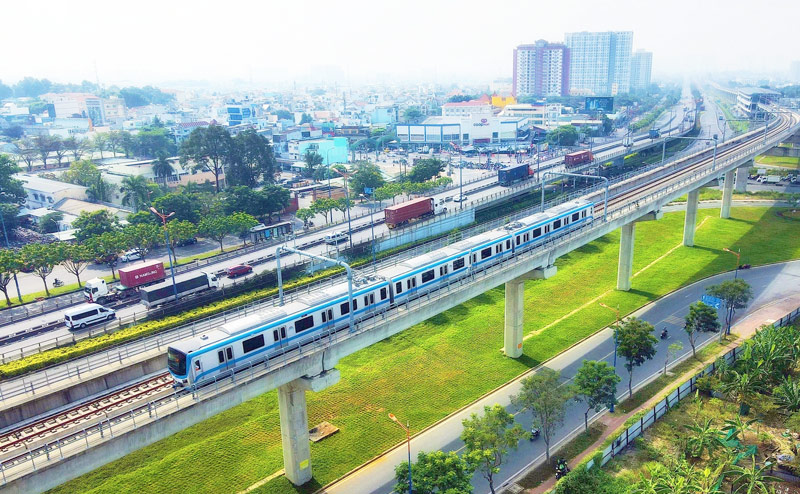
[599,302,620,412]
[149,207,179,301]
[331,168,354,250]
[388,413,413,494]
[723,247,741,280]
[0,211,23,303]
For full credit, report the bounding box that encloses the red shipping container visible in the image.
[118,260,166,288]
[384,197,434,228]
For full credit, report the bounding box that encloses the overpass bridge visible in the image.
[1,106,797,494]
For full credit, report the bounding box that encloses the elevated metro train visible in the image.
[167,199,595,386]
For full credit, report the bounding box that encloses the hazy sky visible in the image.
[2,0,797,88]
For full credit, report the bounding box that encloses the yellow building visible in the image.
[491,94,516,109]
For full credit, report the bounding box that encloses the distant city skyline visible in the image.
[2,0,798,89]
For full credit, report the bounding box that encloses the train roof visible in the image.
[169,329,230,354]
[448,230,509,251]
[514,200,589,227]
[218,304,301,337]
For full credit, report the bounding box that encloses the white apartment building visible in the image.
[630,50,653,92]
[441,101,493,117]
[513,41,569,97]
[565,31,633,96]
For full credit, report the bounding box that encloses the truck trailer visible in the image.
[497,163,532,186]
[384,197,446,229]
[564,150,593,168]
[139,271,220,308]
[84,260,166,304]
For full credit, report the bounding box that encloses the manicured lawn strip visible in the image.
[47,207,800,494]
[671,187,800,203]
[755,154,800,169]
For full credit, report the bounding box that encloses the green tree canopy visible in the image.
[616,317,658,397]
[0,249,21,306]
[349,161,386,196]
[20,243,63,296]
[227,130,276,187]
[61,159,101,187]
[122,223,161,260]
[73,210,120,241]
[303,149,323,180]
[86,231,129,280]
[180,125,234,193]
[120,175,152,213]
[706,279,753,336]
[223,185,290,223]
[407,158,445,183]
[0,154,25,207]
[546,125,579,146]
[461,404,525,494]
[511,367,572,460]
[684,301,720,357]
[392,450,475,494]
[57,243,92,287]
[198,215,233,252]
[572,360,620,431]
[39,211,64,234]
[228,212,259,245]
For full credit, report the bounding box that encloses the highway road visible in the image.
[327,260,800,494]
[0,99,694,350]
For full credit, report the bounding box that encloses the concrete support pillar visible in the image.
[503,266,556,358]
[683,189,700,247]
[278,370,340,486]
[721,169,735,219]
[617,223,635,291]
[735,166,749,193]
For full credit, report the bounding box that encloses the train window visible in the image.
[369,294,375,304]
[280,327,286,338]
[524,233,530,242]
[406,278,417,289]
[506,240,511,250]
[481,247,492,259]
[226,348,233,360]
[328,309,333,320]
[295,315,314,332]
[495,245,501,254]
[439,265,449,276]
[516,236,521,246]
[545,225,550,233]
[572,213,580,221]
[554,219,561,229]
[564,216,569,225]
[322,310,327,323]
[364,295,369,306]
[422,269,435,283]
[582,210,587,218]
[453,258,465,270]
[218,350,225,364]
[380,287,387,300]
[395,282,403,294]
[194,360,202,371]
[533,227,541,238]
[242,334,265,354]
[273,329,279,341]
[340,302,350,315]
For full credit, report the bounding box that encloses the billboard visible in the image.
[585,97,614,113]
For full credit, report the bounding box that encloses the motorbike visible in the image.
[529,428,540,441]
[53,278,64,288]
[555,458,570,479]
[660,328,668,340]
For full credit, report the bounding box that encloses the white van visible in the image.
[64,303,116,330]
[324,231,349,245]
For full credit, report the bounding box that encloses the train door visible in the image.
[272,326,288,348]
[217,346,235,370]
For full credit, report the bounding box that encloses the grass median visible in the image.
[46,206,800,494]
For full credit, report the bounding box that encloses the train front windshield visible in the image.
[167,347,187,376]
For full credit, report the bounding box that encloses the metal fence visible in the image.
[585,305,800,472]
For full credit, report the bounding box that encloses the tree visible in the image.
[295,208,315,227]
[119,131,135,158]
[511,367,572,460]
[0,80,12,100]
[62,159,101,186]
[58,243,91,287]
[408,158,445,183]
[151,153,174,186]
[227,130,276,186]
[392,450,475,494]
[375,183,403,205]
[311,197,338,224]
[92,133,108,160]
[165,220,198,261]
[572,360,620,431]
[20,243,62,296]
[0,155,25,208]
[39,211,64,233]
[228,212,259,246]
[14,139,38,171]
[726,456,778,494]
[87,232,128,280]
[403,107,422,123]
[133,128,177,158]
[32,135,56,169]
[223,185,289,223]
[299,113,313,125]
[684,302,719,358]
[706,279,753,337]
[73,210,120,241]
[50,137,68,167]
[13,77,52,98]
[274,109,292,120]
[180,125,234,193]
[461,404,525,494]
[349,161,385,196]
[0,249,21,306]
[86,175,114,203]
[720,369,764,416]
[122,223,161,260]
[303,149,323,180]
[616,317,658,397]
[62,136,90,162]
[665,341,683,375]
[152,192,203,224]
[120,175,152,213]
[198,216,233,252]
[546,125,579,147]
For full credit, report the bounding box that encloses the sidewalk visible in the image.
[524,292,800,494]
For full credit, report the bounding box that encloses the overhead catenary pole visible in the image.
[541,171,609,222]
[149,207,179,301]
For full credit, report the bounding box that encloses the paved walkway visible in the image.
[525,291,800,494]
[321,260,800,494]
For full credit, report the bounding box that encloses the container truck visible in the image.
[648,129,661,139]
[564,150,593,168]
[384,197,447,229]
[139,271,219,308]
[498,163,532,186]
[83,260,166,304]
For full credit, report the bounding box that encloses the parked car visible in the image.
[226,264,253,278]
[120,249,142,262]
[324,231,349,244]
[176,237,197,247]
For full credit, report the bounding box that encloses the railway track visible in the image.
[0,373,173,463]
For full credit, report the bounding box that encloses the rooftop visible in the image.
[17,175,87,194]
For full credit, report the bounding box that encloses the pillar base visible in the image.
[503,266,557,358]
[721,169,735,219]
[683,189,700,247]
[735,166,749,193]
[617,223,635,291]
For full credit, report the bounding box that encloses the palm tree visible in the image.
[120,175,151,213]
[726,457,778,494]
[152,154,174,186]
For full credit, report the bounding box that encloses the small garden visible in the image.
[553,323,800,493]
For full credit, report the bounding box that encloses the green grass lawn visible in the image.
[755,154,800,169]
[47,207,800,494]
